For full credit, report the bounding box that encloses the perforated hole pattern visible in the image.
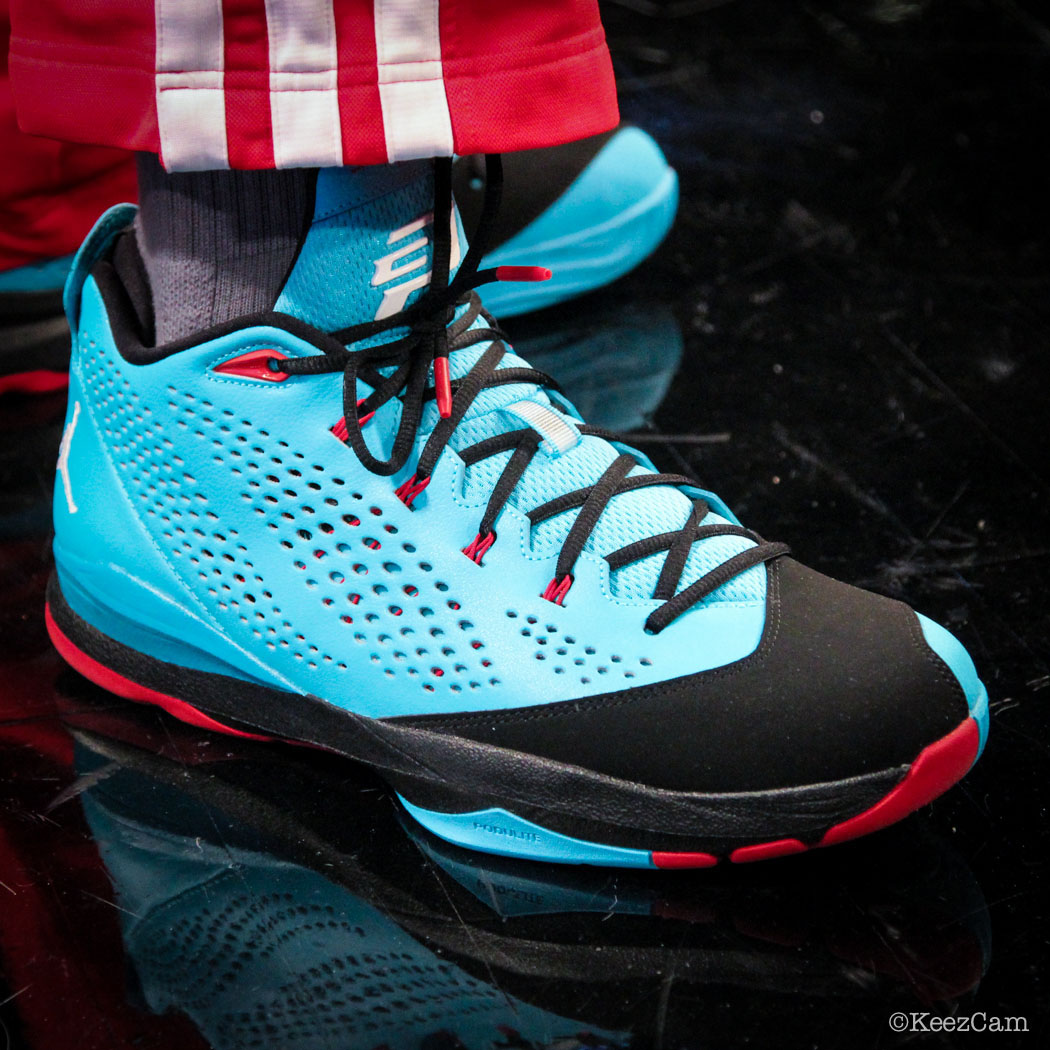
[506,609,647,685]
[129,869,514,1049]
[80,344,501,695]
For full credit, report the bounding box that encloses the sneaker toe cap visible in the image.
[407,560,981,795]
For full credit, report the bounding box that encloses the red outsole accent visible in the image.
[652,850,718,869]
[724,717,980,865]
[730,838,808,864]
[44,603,273,742]
[654,718,979,868]
[0,369,69,395]
[818,717,980,847]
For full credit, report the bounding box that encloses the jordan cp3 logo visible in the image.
[57,400,81,514]
[371,212,461,321]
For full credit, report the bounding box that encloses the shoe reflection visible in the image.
[61,695,990,1050]
[507,297,682,433]
[70,707,626,1050]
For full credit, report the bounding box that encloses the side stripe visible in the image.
[155,0,230,170]
[264,0,343,168]
[374,0,455,161]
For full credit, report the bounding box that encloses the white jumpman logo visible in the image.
[57,400,81,515]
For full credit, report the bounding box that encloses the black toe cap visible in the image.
[396,558,970,792]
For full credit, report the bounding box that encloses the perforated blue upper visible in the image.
[275,164,765,608]
[55,291,766,718]
[54,192,769,719]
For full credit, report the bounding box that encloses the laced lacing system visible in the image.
[274,156,789,634]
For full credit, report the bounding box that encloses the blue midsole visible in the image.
[398,796,659,868]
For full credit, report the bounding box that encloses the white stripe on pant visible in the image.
[265,0,344,167]
[375,0,455,161]
[154,0,457,170]
[155,0,229,170]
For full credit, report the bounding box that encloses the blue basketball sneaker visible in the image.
[459,125,679,318]
[46,157,987,868]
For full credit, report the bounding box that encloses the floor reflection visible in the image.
[51,688,989,1050]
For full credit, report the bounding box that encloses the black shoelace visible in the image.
[274,155,789,634]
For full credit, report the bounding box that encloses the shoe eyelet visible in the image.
[394,473,430,508]
[462,530,496,565]
[541,575,573,606]
[212,349,289,383]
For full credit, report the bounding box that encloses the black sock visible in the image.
[134,154,315,344]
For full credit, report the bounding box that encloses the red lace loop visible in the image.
[395,473,431,507]
[331,398,374,441]
[356,397,377,426]
[541,574,573,606]
[462,530,496,565]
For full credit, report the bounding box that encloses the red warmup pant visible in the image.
[0,1,136,269]
[2,1,618,270]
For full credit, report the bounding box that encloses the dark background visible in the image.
[599,0,1050,1038]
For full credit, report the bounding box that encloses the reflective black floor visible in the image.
[2,1,1048,1046]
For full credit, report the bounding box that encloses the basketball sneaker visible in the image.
[46,157,987,867]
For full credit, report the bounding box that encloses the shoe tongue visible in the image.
[276,165,763,611]
[275,162,463,333]
[275,159,532,434]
